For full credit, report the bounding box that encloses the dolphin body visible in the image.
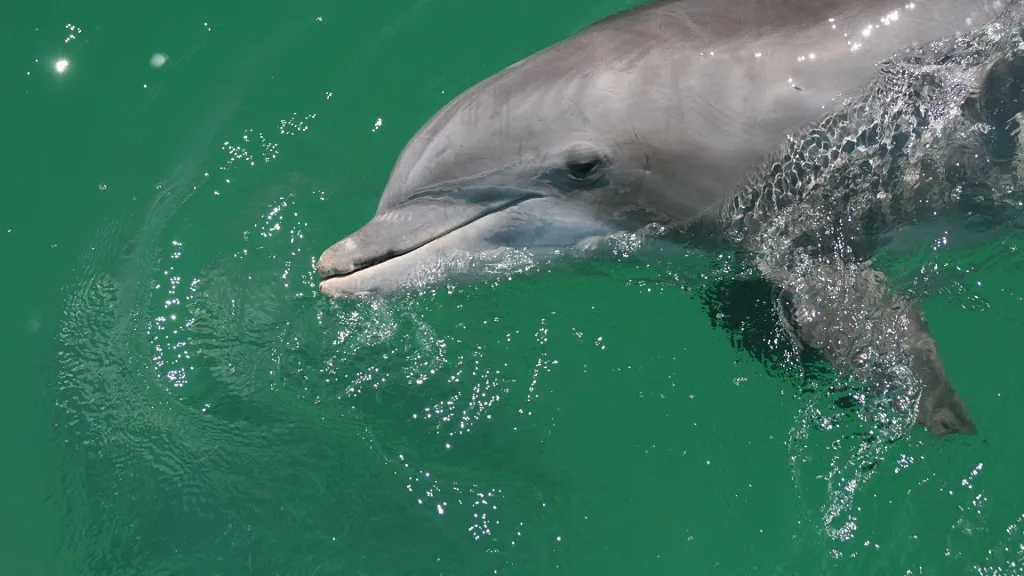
[317,0,1016,435]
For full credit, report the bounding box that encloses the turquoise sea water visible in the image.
[3,0,1024,574]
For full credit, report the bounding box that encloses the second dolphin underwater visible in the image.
[317,0,1024,436]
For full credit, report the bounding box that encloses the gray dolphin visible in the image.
[317,0,1013,435]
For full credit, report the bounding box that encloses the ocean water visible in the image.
[3,0,1024,574]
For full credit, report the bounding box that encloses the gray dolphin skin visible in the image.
[318,0,1015,435]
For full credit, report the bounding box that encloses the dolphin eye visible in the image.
[565,157,603,181]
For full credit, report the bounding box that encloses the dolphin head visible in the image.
[316,0,999,297]
[316,38,719,297]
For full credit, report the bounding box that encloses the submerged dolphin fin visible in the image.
[761,258,976,436]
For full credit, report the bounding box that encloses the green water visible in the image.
[3,0,1024,574]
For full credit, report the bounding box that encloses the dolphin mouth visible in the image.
[316,186,543,296]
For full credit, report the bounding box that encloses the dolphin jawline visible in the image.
[316,187,544,287]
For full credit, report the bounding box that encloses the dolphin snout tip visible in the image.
[315,251,336,281]
[316,238,358,280]
[314,251,334,280]
[316,236,382,299]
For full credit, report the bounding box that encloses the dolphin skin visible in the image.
[317,0,1018,435]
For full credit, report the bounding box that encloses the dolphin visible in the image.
[317,0,1015,435]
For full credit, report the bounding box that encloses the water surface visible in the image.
[4,1,1024,574]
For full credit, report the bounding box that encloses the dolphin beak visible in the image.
[316,186,541,296]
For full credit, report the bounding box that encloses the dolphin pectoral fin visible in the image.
[761,259,976,437]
